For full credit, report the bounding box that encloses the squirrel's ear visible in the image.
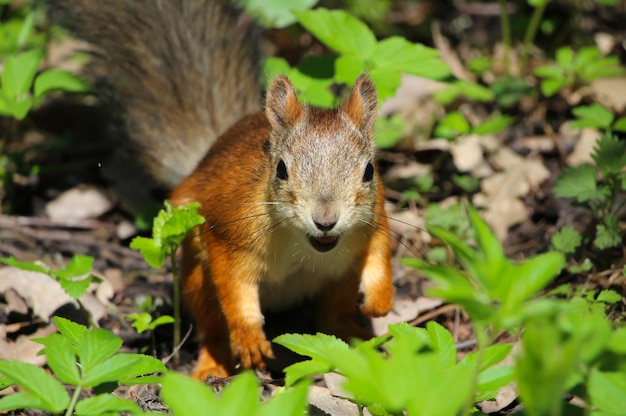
[344,73,378,133]
[265,76,303,130]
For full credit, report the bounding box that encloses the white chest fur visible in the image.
[258,230,365,311]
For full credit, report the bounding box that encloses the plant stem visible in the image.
[170,248,181,369]
[522,0,548,75]
[462,323,491,416]
[498,0,512,74]
[65,385,82,416]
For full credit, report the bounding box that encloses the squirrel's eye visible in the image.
[276,159,288,180]
[363,161,374,182]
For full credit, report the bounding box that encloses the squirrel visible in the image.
[51,0,394,379]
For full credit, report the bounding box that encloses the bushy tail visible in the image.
[50,0,262,187]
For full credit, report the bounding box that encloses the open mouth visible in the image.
[308,235,339,253]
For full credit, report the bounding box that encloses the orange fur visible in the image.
[171,76,394,378]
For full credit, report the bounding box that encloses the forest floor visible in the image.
[2,1,626,415]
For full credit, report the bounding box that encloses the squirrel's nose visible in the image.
[314,218,337,231]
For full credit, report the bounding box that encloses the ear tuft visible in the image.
[343,73,378,133]
[265,76,303,131]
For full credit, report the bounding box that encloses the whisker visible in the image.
[358,217,427,259]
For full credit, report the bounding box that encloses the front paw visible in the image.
[230,325,274,370]
[360,290,393,317]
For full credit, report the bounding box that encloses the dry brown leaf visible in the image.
[308,385,363,416]
[0,324,56,365]
[473,148,549,240]
[566,128,600,166]
[451,135,484,172]
[0,267,75,320]
[591,76,626,113]
[46,185,113,220]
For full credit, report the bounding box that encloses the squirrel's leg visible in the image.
[181,239,234,379]
[208,249,274,370]
[316,212,394,340]
[315,272,375,341]
[358,211,394,318]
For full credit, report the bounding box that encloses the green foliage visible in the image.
[131,200,205,367]
[433,80,494,105]
[263,8,450,108]
[405,204,565,332]
[0,254,99,300]
[275,322,512,415]
[434,111,515,140]
[404,204,626,415]
[553,132,626,249]
[126,313,175,335]
[550,226,582,255]
[130,201,205,269]
[239,0,317,28]
[160,371,310,416]
[0,316,165,415]
[534,46,625,97]
[0,3,89,121]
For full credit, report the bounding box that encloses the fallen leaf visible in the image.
[46,185,113,220]
[566,128,601,166]
[591,76,626,113]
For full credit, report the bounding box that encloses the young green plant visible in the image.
[0,254,101,326]
[0,316,165,415]
[130,201,205,368]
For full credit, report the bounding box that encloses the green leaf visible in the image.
[58,276,92,299]
[613,116,626,132]
[33,333,80,385]
[0,392,54,413]
[54,316,87,345]
[0,257,48,273]
[533,65,566,79]
[555,46,575,70]
[218,372,262,416]
[54,254,94,279]
[607,328,626,354]
[596,289,622,304]
[475,365,514,398]
[160,372,218,415]
[588,370,626,414]
[540,78,569,97]
[471,115,515,135]
[131,201,205,269]
[274,333,349,363]
[426,321,456,367]
[0,361,69,413]
[75,394,141,416]
[1,48,44,97]
[591,133,626,177]
[571,104,614,130]
[434,111,470,139]
[295,9,377,58]
[506,252,565,309]
[127,312,153,334]
[77,328,123,375]
[130,236,164,268]
[240,0,317,29]
[550,226,582,254]
[282,359,333,387]
[257,381,309,416]
[594,215,622,249]
[375,115,405,149]
[553,164,606,203]
[34,69,90,99]
[82,353,166,387]
[371,37,450,80]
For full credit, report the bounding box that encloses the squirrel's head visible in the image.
[264,74,381,253]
